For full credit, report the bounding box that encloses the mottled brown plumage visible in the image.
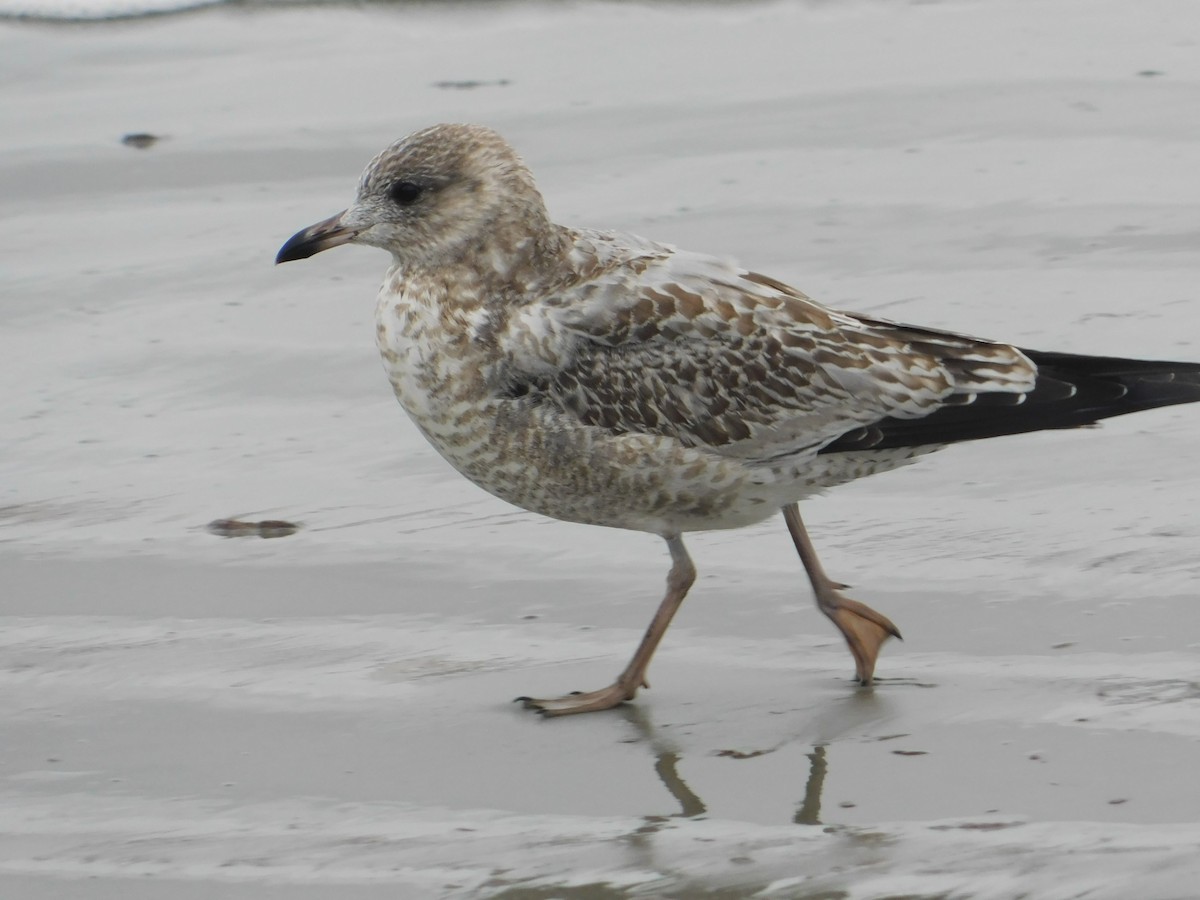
[277,123,1200,715]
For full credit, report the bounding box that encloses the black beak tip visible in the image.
[275,212,356,265]
[275,230,317,265]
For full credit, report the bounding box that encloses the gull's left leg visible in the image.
[782,502,901,684]
[518,533,696,716]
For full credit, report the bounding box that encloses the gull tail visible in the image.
[821,349,1200,453]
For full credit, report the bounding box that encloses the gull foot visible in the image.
[515,681,640,717]
[825,594,902,686]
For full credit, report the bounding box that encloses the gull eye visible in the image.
[389,180,424,206]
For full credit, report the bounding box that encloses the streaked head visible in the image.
[276,123,549,269]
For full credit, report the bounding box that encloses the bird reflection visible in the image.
[620,707,834,826]
[619,687,893,827]
[793,744,828,825]
[620,705,707,818]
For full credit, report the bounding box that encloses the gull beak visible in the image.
[275,210,360,264]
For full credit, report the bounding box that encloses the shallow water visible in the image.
[3,1,1200,897]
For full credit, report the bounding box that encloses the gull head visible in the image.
[276,123,550,269]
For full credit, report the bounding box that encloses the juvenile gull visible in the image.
[277,123,1200,716]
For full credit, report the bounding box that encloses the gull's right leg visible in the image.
[782,502,901,684]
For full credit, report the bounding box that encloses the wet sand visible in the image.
[3,1,1200,896]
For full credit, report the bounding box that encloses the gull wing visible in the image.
[497,231,1036,464]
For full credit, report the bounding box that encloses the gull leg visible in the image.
[518,534,696,716]
[782,503,901,685]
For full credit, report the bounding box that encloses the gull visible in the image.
[277,123,1200,716]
